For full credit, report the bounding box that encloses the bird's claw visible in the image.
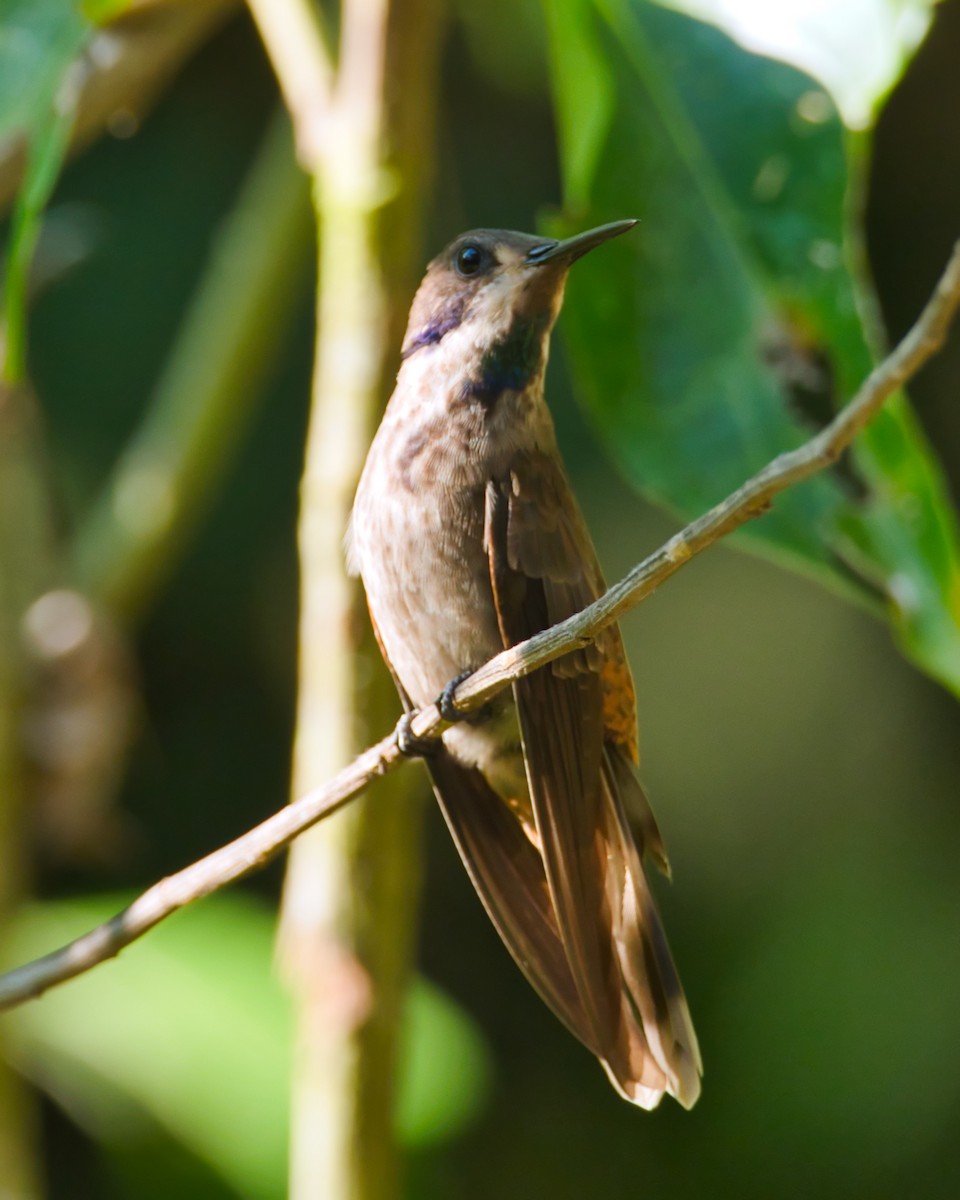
[437,669,475,724]
[396,712,440,758]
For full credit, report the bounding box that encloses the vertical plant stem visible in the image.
[253,0,444,1196]
[2,100,75,385]
[0,382,59,1199]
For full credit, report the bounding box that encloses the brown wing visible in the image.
[485,455,701,1108]
[501,454,640,762]
[366,604,597,1051]
[427,751,599,1050]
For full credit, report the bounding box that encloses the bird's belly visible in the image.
[356,482,502,706]
[353,473,529,798]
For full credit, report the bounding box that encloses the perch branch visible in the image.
[1,238,959,1013]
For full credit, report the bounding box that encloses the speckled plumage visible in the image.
[349,223,702,1109]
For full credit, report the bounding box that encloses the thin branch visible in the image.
[246,0,334,170]
[2,238,959,1013]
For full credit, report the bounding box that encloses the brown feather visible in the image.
[368,600,600,1055]
[427,751,599,1051]
[485,467,701,1108]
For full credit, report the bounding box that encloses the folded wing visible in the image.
[483,456,702,1108]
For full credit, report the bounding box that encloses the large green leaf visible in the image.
[544,0,960,692]
[652,0,938,129]
[3,895,492,1198]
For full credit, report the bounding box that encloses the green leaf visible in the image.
[0,0,93,379]
[4,894,492,1198]
[397,967,493,1146]
[651,0,937,129]
[80,0,140,21]
[0,0,89,145]
[544,0,960,693]
[543,0,615,208]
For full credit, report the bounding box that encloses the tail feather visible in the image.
[600,749,702,1108]
[607,746,672,879]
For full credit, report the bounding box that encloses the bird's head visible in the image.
[399,221,637,404]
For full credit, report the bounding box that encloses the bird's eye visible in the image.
[456,244,485,276]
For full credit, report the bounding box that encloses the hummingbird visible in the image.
[348,221,702,1108]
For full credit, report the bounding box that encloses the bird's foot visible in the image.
[436,669,494,727]
[437,670,475,724]
[396,712,440,759]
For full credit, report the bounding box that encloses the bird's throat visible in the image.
[461,313,550,409]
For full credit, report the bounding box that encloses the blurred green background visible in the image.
[3,1,960,1197]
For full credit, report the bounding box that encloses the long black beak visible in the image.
[524,219,638,267]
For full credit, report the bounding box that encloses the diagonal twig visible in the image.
[2,239,959,1013]
[246,0,334,170]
